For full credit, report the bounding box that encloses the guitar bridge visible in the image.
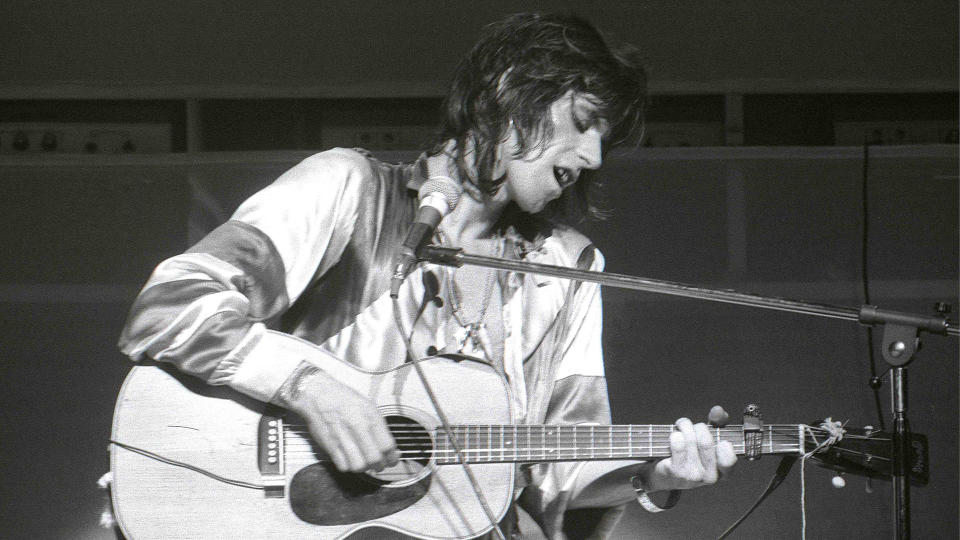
[258,410,286,498]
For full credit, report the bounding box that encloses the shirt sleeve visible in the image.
[518,247,628,538]
[117,148,370,403]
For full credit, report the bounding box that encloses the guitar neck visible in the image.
[432,424,805,464]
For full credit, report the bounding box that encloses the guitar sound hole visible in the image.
[364,415,434,485]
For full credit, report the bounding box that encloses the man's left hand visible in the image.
[645,406,738,492]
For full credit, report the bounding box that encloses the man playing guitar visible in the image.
[117,12,736,538]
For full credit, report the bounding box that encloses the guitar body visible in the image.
[110,353,515,539]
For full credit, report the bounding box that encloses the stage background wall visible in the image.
[0,0,956,97]
[1,146,956,539]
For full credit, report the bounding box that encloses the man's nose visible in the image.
[579,130,603,170]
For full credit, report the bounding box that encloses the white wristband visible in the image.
[631,475,681,513]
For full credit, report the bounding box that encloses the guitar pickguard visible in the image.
[289,463,431,525]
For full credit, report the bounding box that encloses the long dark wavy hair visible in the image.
[429,12,647,221]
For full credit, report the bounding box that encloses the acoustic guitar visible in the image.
[110,343,926,539]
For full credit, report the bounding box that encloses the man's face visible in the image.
[500,91,609,214]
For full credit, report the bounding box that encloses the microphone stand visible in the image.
[419,244,957,540]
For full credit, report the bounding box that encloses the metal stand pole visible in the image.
[891,367,910,540]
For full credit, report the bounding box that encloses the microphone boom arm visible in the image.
[418,245,958,337]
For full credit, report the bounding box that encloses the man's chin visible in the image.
[526,199,550,214]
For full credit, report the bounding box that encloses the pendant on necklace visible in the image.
[454,322,486,357]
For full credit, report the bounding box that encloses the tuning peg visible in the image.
[831,474,846,489]
[708,405,730,427]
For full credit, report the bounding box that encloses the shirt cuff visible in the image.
[222,325,335,403]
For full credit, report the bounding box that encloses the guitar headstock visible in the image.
[803,423,928,486]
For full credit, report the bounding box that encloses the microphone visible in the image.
[390,176,462,298]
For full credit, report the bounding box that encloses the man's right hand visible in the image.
[273,364,399,473]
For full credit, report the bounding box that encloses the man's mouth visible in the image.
[553,166,576,188]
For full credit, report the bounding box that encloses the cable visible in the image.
[861,142,886,431]
[391,293,507,540]
[109,440,265,490]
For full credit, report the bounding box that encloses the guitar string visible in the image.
[281,427,825,443]
[284,426,815,430]
[282,438,809,445]
[278,424,846,464]
[280,440,808,447]
[277,446,884,464]
[280,446,809,452]
[281,434,811,443]
[281,435,814,443]
[281,431,811,439]
[278,448,808,456]
[278,448,806,458]
[280,441,800,452]
[280,424,834,432]
[282,428,831,445]
[281,438,811,448]
[282,439,814,446]
[280,422,823,428]
[278,445,806,454]
[282,425,851,464]
[281,427,812,438]
[280,437,809,460]
[282,429,833,445]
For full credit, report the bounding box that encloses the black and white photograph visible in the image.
[0,2,957,539]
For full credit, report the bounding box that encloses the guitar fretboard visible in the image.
[431,424,805,464]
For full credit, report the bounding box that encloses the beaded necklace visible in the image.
[438,228,503,358]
